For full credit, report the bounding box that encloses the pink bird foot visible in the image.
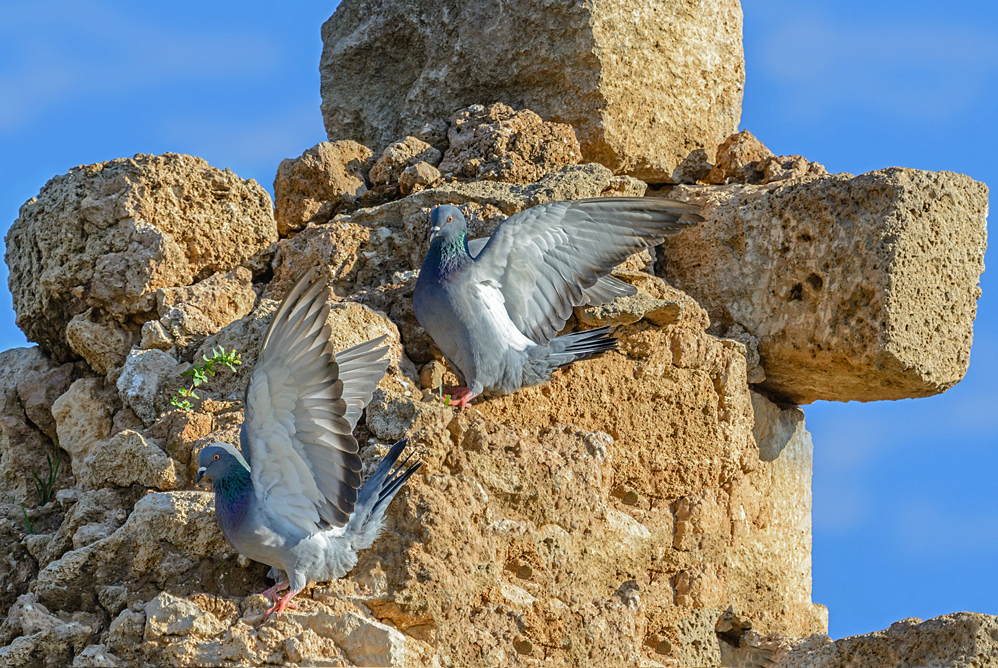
[263,588,301,621]
[258,580,289,603]
[447,386,479,409]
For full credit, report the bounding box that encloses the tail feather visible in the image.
[346,438,422,551]
[551,326,617,366]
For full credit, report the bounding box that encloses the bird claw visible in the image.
[447,387,478,409]
[261,590,301,621]
[258,581,289,603]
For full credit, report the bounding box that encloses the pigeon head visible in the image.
[428,205,467,243]
[196,442,250,486]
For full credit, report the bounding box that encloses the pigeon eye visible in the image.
[213,454,219,461]
[447,216,453,222]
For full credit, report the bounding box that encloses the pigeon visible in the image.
[413,197,703,408]
[195,269,422,619]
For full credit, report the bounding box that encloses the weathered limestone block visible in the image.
[0,594,96,668]
[399,162,441,195]
[132,592,418,666]
[17,361,75,440]
[354,312,822,665]
[0,348,70,506]
[116,349,182,426]
[320,0,744,182]
[370,136,442,186]
[771,612,998,667]
[274,140,374,236]
[36,488,131,569]
[156,267,257,358]
[143,592,228,642]
[438,103,581,183]
[0,416,58,506]
[704,129,774,185]
[6,153,278,362]
[33,492,264,613]
[659,168,989,403]
[78,431,181,491]
[65,309,138,376]
[52,378,116,477]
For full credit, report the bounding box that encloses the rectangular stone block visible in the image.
[319,0,744,183]
[659,168,988,404]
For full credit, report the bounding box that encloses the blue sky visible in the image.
[1,0,995,640]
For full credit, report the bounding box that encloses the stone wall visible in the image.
[0,1,991,665]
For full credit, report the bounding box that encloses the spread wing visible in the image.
[468,197,703,343]
[243,269,389,532]
[467,239,636,311]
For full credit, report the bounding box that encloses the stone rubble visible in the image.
[5,152,277,364]
[0,5,991,663]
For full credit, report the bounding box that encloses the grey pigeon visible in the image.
[413,197,703,407]
[195,269,422,619]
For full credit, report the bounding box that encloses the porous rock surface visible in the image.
[438,103,582,183]
[319,0,744,182]
[0,132,832,666]
[738,612,998,668]
[6,153,277,364]
[660,166,989,404]
[273,140,374,236]
[1,102,991,666]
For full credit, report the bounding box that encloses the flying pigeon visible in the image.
[195,269,422,619]
[413,197,703,408]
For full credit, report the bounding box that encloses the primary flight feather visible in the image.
[195,269,421,619]
[413,197,703,407]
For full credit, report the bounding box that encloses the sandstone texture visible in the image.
[1,78,991,665]
[320,0,744,182]
[6,153,277,363]
[438,103,582,183]
[273,140,374,236]
[369,136,442,187]
[749,612,998,667]
[660,167,989,404]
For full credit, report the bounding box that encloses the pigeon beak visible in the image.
[428,225,440,242]
[195,467,206,485]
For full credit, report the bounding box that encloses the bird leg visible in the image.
[258,580,289,602]
[262,588,302,621]
[447,386,478,409]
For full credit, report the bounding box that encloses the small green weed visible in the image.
[431,379,451,406]
[31,448,60,506]
[20,504,34,535]
[171,346,242,412]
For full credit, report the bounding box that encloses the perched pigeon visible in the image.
[195,269,422,619]
[413,197,703,407]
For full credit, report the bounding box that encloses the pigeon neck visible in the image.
[426,232,471,278]
[213,465,253,525]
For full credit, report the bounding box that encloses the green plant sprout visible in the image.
[171,346,242,412]
[436,379,451,407]
[31,440,60,506]
[20,504,34,535]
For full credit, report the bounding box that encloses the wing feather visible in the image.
[243,269,390,531]
[469,197,702,343]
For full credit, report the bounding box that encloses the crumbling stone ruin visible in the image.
[0,1,990,666]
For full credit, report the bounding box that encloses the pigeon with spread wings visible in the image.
[195,269,421,619]
[414,197,703,408]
